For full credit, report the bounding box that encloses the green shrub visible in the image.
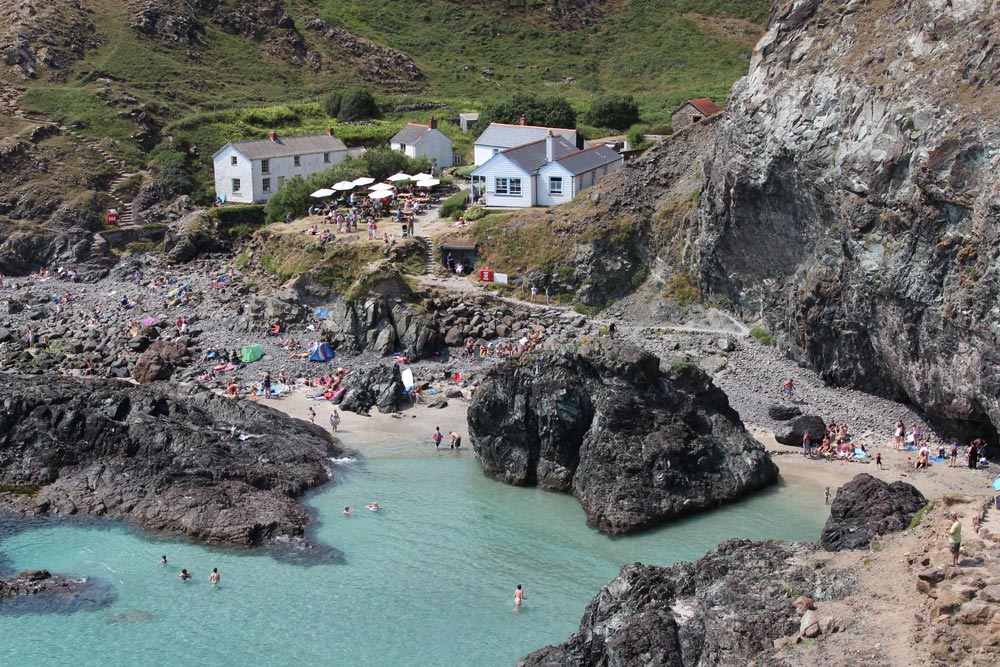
[585,93,641,130]
[749,326,776,347]
[670,361,699,374]
[323,87,378,122]
[464,206,487,221]
[573,304,600,316]
[907,502,935,530]
[154,148,194,195]
[440,190,470,219]
[630,263,649,288]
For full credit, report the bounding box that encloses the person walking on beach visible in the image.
[783,377,794,401]
[432,426,443,449]
[262,371,272,399]
[893,420,904,450]
[802,431,811,458]
[209,568,220,586]
[308,406,316,424]
[949,441,959,467]
[330,409,341,432]
[876,452,883,469]
[947,513,962,566]
[514,584,525,610]
[824,487,830,505]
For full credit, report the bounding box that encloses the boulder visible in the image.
[0,569,115,613]
[820,474,927,551]
[339,364,404,414]
[469,339,778,534]
[799,610,821,638]
[426,398,448,409]
[768,404,802,421]
[0,373,341,545]
[132,340,187,382]
[774,415,826,445]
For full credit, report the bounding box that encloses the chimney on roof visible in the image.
[326,127,334,136]
[545,131,554,163]
[520,114,527,126]
[428,116,437,130]
[269,131,278,141]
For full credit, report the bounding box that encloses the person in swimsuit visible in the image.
[514,584,525,609]
[343,506,353,515]
[179,569,191,581]
[160,555,168,565]
[209,568,220,586]
[366,502,380,511]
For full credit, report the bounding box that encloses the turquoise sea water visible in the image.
[0,432,826,667]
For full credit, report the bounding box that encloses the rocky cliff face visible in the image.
[0,374,341,545]
[467,340,778,534]
[693,0,1000,444]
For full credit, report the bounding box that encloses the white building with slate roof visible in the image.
[472,117,578,166]
[389,117,453,168]
[212,130,348,204]
[471,133,621,208]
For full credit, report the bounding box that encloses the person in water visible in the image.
[514,584,525,609]
[179,569,191,581]
[366,502,380,511]
[160,555,168,565]
[209,568,220,586]
[343,506,353,515]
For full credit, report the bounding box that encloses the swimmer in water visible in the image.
[514,584,525,609]
[365,502,380,511]
[160,555,168,565]
[179,569,191,581]
[343,506,353,515]
[209,568,220,586]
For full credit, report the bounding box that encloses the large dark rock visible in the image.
[338,364,404,414]
[468,340,778,534]
[0,374,341,545]
[774,414,826,446]
[821,473,927,551]
[518,539,832,667]
[132,340,188,382]
[767,403,801,421]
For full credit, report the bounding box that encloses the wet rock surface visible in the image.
[0,373,342,545]
[468,339,778,534]
[0,569,116,614]
[821,473,927,551]
[517,539,840,667]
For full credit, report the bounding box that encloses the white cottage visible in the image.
[389,117,454,168]
[472,117,578,166]
[212,130,348,204]
[471,134,622,208]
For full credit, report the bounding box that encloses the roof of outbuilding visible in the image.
[440,238,477,251]
[218,134,348,160]
[551,144,622,175]
[475,122,577,149]
[390,123,433,145]
[677,98,723,117]
[500,135,576,174]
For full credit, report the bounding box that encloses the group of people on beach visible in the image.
[431,426,462,450]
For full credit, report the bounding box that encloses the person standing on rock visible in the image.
[947,513,962,566]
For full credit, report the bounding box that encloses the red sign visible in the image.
[478,269,493,282]
[106,211,119,226]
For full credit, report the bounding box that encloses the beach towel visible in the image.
[854,449,868,459]
[905,445,918,451]
[993,477,1000,490]
[224,364,237,371]
[270,384,286,395]
[213,364,227,371]
[930,456,947,462]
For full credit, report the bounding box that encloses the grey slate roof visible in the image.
[553,144,622,175]
[475,123,577,149]
[222,134,348,160]
[391,123,432,145]
[502,136,576,174]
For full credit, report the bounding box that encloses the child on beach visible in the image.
[876,452,883,469]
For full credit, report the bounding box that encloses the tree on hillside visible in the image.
[584,93,640,131]
[472,92,577,134]
[323,87,379,122]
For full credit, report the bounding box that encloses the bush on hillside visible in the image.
[323,87,379,122]
[584,94,640,131]
[154,148,193,195]
[440,190,470,219]
[472,92,576,134]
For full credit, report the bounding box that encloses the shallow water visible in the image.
[0,433,826,666]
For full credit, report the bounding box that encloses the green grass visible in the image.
[0,483,44,495]
[750,326,776,347]
[907,502,935,530]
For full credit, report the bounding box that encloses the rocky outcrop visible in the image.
[0,374,342,545]
[518,539,834,667]
[821,473,927,551]
[687,0,1000,446]
[0,569,115,613]
[132,339,190,382]
[128,1,207,45]
[0,0,97,79]
[774,414,826,446]
[468,340,778,534]
[305,19,423,84]
[337,364,404,415]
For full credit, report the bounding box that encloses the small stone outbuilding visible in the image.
[671,98,723,133]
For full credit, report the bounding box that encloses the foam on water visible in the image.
[0,441,826,666]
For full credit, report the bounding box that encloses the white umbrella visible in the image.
[310,188,335,198]
[367,190,391,200]
[410,172,433,181]
[333,181,355,191]
[369,182,394,191]
[415,178,440,188]
[352,176,375,187]
[387,172,412,182]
